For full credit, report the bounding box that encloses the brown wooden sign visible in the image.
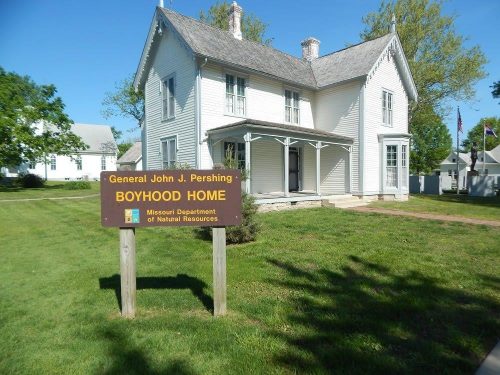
[100,170,241,227]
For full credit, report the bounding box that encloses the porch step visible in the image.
[322,195,369,209]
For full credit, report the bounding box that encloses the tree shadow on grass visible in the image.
[266,256,500,374]
[415,193,500,209]
[99,274,213,313]
[99,327,197,375]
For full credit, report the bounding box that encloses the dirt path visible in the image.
[349,206,500,228]
[0,194,100,203]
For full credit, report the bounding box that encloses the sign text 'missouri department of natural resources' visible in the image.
[100,170,242,227]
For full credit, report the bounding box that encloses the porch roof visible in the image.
[207,119,354,145]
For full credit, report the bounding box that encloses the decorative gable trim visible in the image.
[365,35,418,102]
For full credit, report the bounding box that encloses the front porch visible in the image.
[207,119,354,202]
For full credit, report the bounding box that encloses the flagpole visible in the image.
[483,124,486,174]
[456,107,460,195]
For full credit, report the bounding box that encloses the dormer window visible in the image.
[225,74,246,116]
[382,90,393,126]
[285,89,300,124]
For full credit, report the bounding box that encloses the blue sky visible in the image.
[1,0,498,142]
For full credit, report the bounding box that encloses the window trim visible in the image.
[382,89,393,127]
[50,155,56,171]
[76,155,82,171]
[224,71,248,118]
[101,155,106,171]
[284,87,300,125]
[161,73,176,121]
[160,135,178,170]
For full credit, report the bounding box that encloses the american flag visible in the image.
[484,124,498,138]
[457,107,463,133]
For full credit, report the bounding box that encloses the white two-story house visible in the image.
[134,2,417,203]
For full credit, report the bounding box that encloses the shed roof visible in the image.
[117,141,142,164]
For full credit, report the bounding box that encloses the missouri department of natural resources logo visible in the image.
[124,209,140,224]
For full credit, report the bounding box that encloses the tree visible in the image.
[410,105,452,174]
[361,0,487,171]
[0,67,87,168]
[101,75,144,128]
[462,117,500,152]
[199,1,272,45]
[492,81,500,103]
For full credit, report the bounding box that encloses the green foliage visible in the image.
[101,75,144,127]
[15,173,44,188]
[63,180,91,190]
[199,1,272,45]
[462,117,500,152]
[410,106,452,174]
[361,0,486,172]
[117,142,133,159]
[0,67,87,168]
[226,192,260,244]
[492,81,500,103]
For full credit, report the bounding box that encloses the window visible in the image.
[161,137,177,169]
[162,76,175,120]
[76,156,82,171]
[448,169,452,176]
[401,145,408,188]
[386,145,397,187]
[484,169,488,175]
[223,142,245,170]
[50,155,56,171]
[28,161,36,169]
[285,90,300,124]
[382,90,393,126]
[452,158,456,163]
[101,156,106,171]
[225,74,246,116]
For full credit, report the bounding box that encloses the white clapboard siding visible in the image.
[302,145,316,191]
[363,46,409,193]
[251,140,284,193]
[315,81,361,193]
[320,146,347,195]
[144,30,196,170]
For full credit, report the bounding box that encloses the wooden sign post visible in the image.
[100,170,241,318]
[212,227,227,316]
[119,228,136,318]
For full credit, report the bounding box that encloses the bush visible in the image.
[16,173,44,188]
[198,193,260,244]
[63,181,91,190]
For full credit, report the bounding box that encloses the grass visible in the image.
[369,193,500,221]
[0,180,100,200]
[0,191,499,374]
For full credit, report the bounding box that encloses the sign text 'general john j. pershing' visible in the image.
[100,170,241,228]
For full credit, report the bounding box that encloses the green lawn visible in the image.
[0,180,100,200]
[369,194,500,221]
[0,192,499,374]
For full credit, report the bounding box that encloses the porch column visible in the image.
[316,141,321,195]
[284,137,290,197]
[244,132,251,194]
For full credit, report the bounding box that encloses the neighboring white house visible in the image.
[117,141,143,171]
[439,145,500,186]
[24,123,117,181]
[134,3,417,202]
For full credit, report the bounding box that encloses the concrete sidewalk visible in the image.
[476,341,500,375]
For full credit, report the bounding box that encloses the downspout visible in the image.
[195,57,208,168]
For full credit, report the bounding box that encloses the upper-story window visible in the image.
[76,156,82,171]
[382,90,393,126]
[162,75,175,120]
[50,155,56,171]
[285,89,300,124]
[226,74,246,116]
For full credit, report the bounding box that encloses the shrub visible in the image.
[63,181,91,190]
[226,192,260,244]
[16,173,44,188]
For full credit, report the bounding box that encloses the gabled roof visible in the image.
[71,124,117,154]
[135,7,418,100]
[489,144,500,162]
[117,141,142,164]
[441,152,471,165]
[311,34,393,87]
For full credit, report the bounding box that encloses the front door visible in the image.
[289,148,300,192]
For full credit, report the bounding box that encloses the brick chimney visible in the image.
[301,37,320,61]
[228,1,243,40]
